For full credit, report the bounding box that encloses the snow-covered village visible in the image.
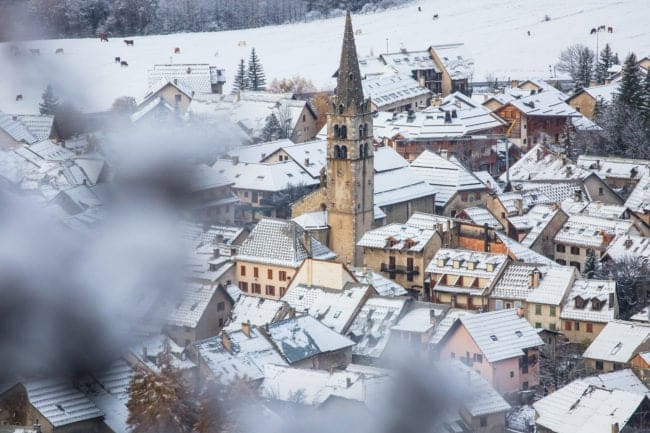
[1,0,650,432]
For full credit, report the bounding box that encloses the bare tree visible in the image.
[538,334,588,394]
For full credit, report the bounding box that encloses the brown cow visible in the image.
[121,60,128,67]
[15,94,23,101]
[608,26,613,33]
[124,39,134,46]
[174,47,181,54]
[99,32,109,42]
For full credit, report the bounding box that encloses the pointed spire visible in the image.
[335,10,365,114]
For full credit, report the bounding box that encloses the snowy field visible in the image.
[1,0,648,114]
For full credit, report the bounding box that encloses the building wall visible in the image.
[585,358,626,373]
[529,210,569,258]
[442,189,489,217]
[291,106,319,143]
[554,242,605,272]
[291,187,327,218]
[583,175,623,205]
[381,194,437,224]
[291,347,352,370]
[526,303,563,331]
[559,319,606,343]
[156,85,192,112]
[235,260,297,300]
[287,259,357,291]
[567,92,596,119]
[460,409,507,433]
[432,290,489,311]
[0,128,23,149]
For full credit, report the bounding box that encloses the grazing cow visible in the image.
[598,24,606,31]
[99,32,109,42]
[29,48,40,55]
[608,26,613,33]
[124,39,134,46]
[418,6,421,11]
[527,30,531,36]
[590,28,597,34]
[174,47,181,54]
[121,60,128,67]
[433,14,439,19]
[115,56,121,63]
[15,94,23,101]
[55,48,64,54]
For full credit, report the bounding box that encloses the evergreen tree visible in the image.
[126,340,197,433]
[232,58,248,94]
[595,43,614,84]
[247,48,266,91]
[575,46,595,91]
[617,53,643,109]
[261,113,281,141]
[39,84,59,115]
[584,249,596,278]
[613,52,620,65]
[641,71,650,126]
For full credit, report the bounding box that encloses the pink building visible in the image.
[437,308,543,395]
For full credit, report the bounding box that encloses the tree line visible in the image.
[0,0,408,41]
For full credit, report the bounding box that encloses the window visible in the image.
[265,285,275,296]
[586,323,593,333]
[564,321,572,331]
[535,322,542,328]
[595,360,604,371]
[523,381,529,390]
[556,244,566,253]
[556,259,566,265]
[549,306,556,317]
[279,271,287,281]
[533,304,541,315]
[475,354,483,363]
[251,283,261,294]
[253,267,259,278]
[570,246,580,255]
[574,321,580,331]
[549,323,557,331]
[217,302,225,311]
[509,371,514,378]
[599,187,604,196]
[461,192,468,202]
[475,192,481,200]
[219,318,224,326]
[239,282,248,292]
[479,416,487,428]
[495,299,503,310]
[240,266,246,276]
[267,269,273,279]
[175,94,181,104]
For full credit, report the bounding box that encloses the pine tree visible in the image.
[126,340,197,433]
[641,71,650,126]
[232,58,248,94]
[584,249,596,278]
[595,43,614,84]
[39,84,59,115]
[261,112,281,141]
[247,48,266,91]
[575,46,595,91]
[617,53,643,109]
[613,52,620,65]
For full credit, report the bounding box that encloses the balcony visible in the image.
[380,263,420,276]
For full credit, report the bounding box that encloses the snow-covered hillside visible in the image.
[1,0,648,114]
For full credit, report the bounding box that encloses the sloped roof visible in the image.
[495,232,556,266]
[224,294,287,332]
[357,222,437,252]
[492,263,575,304]
[554,214,633,248]
[569,83,618,105]
[0,112,38,144]
[577,155,650,181]
[560,279,616,323]
[583,320,650,363]
[582,369,650,396]
[373,146,409,173]
[624,173,650,213]
[460,206,502,229]
[148,63,223,94]
[362,73,431,108]
[144,77,194,102]
[452,309,543,362]
[533,380,646,433]
[266,315,355,364]
[22,378,104,427]
[347,296,409,358]
[349,267,408,297]
[165,282,220,328]
[603,233,650,262]
[504,90,580,117]
[15,114,54,141]
[236,218,336,268]
[213,159,319,192]
[501,144,591,183]
[373,165,437,207]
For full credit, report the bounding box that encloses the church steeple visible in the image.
[335,10,365,114]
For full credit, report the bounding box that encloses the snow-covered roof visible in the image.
[373,165,437,207]
[582,369,650,396]
[266,315,355,364]
[357,222,437,252]
[570,83,618,105]
[373,146,409,173]
[224,294,287,332]
[226,139,294,163]
[492,263,575,306]
[213,158,319,192]
[501,144,591,183]
[130,96,176,123]
[132,334,196,372]
[278,139,327,178]
[411,150,486,206]
[427,248,509,296]
[533,380,646,433]
[518,204,561,247]
[495,232,556,266]
[603,234,650,263]
[147,63,224,94]
[554,214,633,248]
[236,218,336,268]
[503,89,580,117]
[347,296,408,358]
[23,140,73,162]
[181,221,244,249]
[0,112,38,144]
[85,359,133,433]
[560,279,616,323]
[577,155,650,182]
[195,327,287,384]
[574,202,628,220]
[22,378,104,427]
[624,173,650,214]
[429,309,474,345]
[292,210,328,230]
[349,266,408,297]
[391,304,447,334]
[459,207,503,229]
[472,170,502,193]
[15,114,54,141]
[362,73,431,109]
[282,284,370,333]
[450,309,543,362]
[144,77,195,102]
[165,282,221,328]
[190,163,233,191]
[583,320,650,363]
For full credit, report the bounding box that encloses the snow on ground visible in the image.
[1,0,648,114]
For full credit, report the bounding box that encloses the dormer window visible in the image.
[437,258,446,267]
[467,261,477,270]
[453,259,461,269]
[486,263,495,272]
[574,296,586,309]
[591,298,604,311]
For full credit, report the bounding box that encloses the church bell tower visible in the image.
[326,11,374,267]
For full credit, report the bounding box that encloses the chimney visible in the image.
[612,423,619,433]
[346,377,352,388]
[440,149,449,160]
[11,115,18,121]
[304,157,310,166]
[444,111,452,123]
[624,235,633,249]
[221,331,232,352]
[242,320,251,337]
[231,155,239,165]
[514,198,523,216]
[511,79,519,88]
[574,188,582,202]
[141,345,148,360]
[303,230,312,258]
[429,309,437,325]
[517,306,526,318]
[529,268,541,288]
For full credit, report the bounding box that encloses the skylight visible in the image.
[490,335,498,341]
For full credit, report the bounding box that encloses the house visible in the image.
[624,173,650,229]
[346,296,410,365]
[0,112,50,148]
[410,150,489,216]
[0,379,106,433]
[142,78,195,113]
[565,83,618,119]
[361,73,432,112]
[502,203,569,257]
[82,359,134,433]
[583,320,650,372]
[390,302,449,351]
[234,218,337,299]
[553,215,634,271]
[189,163,238,225]
[265,315,355,369]
[147,63,226,95]
[223,294,288,333]
[533,379,650,433]
[348,265,408,297]
[490,263,578,332]
[427,249,510,310]
[437,308,544,394]
[576,155,650,194]
[127,334,197,383]
[494,232,557,265]
[163,282,234,347]
[357,214,443,297]
[582,368,650,395]
[130,96,180,125]
[560,279,618,342]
